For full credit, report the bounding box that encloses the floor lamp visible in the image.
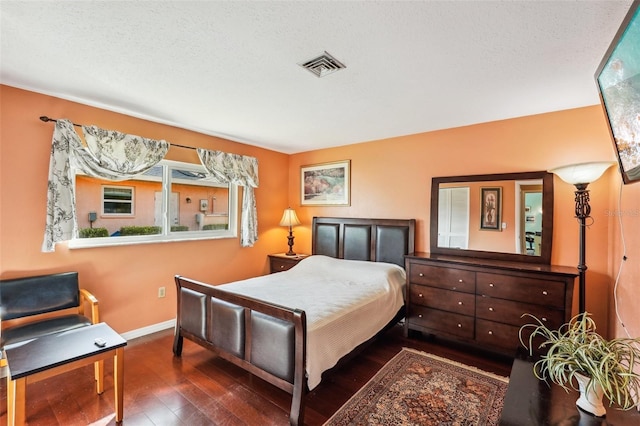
[549,161,615,314]
[279,207,301,256]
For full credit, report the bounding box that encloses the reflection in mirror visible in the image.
[431,171,553,264]
[437,186,469,249]
[521,184,543,255]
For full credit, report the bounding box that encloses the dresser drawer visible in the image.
[409,285,475,316]
[408,263,475,293]
[475,296,564,328]
[475,319,521,351]
[476,272,566,308]
[269,256,301,273]
[408,306,474,339]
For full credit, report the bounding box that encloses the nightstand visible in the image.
[268,253,309,273]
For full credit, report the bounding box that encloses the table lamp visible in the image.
[279,207,301,256]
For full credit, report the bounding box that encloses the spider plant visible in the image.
[519,312,640,411]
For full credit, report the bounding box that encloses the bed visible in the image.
[173,217,415,425]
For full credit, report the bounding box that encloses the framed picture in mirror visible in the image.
[480,187,502,230]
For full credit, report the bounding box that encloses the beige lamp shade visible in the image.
[279,208,301,227]
[549,161,615,186]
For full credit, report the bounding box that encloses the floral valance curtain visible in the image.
[197,149,259,247]
[42,119,169,252]
[42,120,260,252]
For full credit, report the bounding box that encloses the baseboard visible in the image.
[121,318,176,341]
[0,319,176,378]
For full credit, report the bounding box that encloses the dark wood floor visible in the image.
[0,323,513,425]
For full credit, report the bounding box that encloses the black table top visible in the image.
[5,322,127,380]
[500,353,640,426]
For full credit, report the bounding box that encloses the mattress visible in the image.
[218,255,406,389]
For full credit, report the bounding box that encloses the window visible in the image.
[70,160,238,248]
[102,186,134,215]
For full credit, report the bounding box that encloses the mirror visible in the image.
[430,171,554,264]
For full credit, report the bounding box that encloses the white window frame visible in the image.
[102,185,134,216]
[69,159,238,249]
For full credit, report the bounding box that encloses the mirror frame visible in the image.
[430,171,554,264]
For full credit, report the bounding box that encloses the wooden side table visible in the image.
[500,352,640,425]
[4,322,127,426]
[268,253,309,273]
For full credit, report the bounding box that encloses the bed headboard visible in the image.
[311,217,416,268]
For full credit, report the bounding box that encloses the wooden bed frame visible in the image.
[173,217,415,425]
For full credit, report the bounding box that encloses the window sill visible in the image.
[68,230,237,249]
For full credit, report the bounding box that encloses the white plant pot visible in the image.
[575,372,606,417]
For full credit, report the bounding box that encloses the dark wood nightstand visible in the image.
[268,253,309,273]
[500,351,640,425]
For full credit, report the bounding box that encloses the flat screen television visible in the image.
[595,0,640,184]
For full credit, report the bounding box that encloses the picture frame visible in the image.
[480,187,502,230]
[594,1,640,184]
[301,160,350,206]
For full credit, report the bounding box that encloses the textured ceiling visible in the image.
[0,1,634,153]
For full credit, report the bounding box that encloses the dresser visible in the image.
[404,252,577,356]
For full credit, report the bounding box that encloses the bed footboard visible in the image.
[173,275,307,425]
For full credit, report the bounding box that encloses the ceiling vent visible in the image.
[299,51,346,78]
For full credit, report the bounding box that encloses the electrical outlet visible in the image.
[158,287,166,298]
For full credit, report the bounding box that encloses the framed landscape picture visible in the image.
[301,160,350,206]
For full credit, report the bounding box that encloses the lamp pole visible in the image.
[549,161,614,317]
[574,183,591,314]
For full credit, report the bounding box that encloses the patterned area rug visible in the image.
[324,347,509,426]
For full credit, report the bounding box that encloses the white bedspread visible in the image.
[218,255,406,389]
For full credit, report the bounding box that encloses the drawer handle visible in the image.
[458,279,463,283]
[488,330,493,335]
[542,290,548,296]
[418,293,423,298]
[489,307,494,312]
[419,273,424,277]
[542,317,548,322]
[458,301,463,305]
[418,314,423,318]
[489,283,494,287]
[452,287,457,290]
[280,265,285,269]
[457,323,462,328]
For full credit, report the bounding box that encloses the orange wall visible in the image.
[2,85,638,341]
[0,85,290,334]
[288,106,638,339]
[608,179,640,339]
